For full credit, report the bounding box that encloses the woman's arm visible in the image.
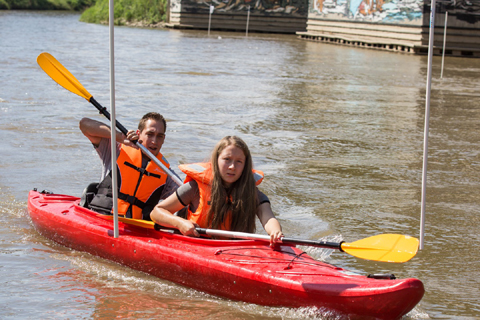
[256,202,283,247]
[150,193,200,237]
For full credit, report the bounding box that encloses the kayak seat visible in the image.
[79,182,99,208]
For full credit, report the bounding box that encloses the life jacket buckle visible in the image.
[125,195,136,205]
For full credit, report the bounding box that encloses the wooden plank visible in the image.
[305,25,424,42]
[306,20,423,34]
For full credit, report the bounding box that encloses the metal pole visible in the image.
[441,11,448,79]
[246,5,250,37]
[208,5,213,36]
[109,0,119,238]
[420,0,436,250]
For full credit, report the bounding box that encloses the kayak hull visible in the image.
[28,190,424,319]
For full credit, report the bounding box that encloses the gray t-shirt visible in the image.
[94,137,180,201]
[176,180,270,213]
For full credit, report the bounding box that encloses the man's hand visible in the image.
[122,130,139,148]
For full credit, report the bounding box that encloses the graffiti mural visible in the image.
[311,0,423,23]
[310,0,480,24]
[171,0,308,16]
[170,0,181,14]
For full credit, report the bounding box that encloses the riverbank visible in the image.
[121,20,166,28]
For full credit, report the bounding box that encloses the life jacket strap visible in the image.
[118,192,146,209]
[124,161,162,179]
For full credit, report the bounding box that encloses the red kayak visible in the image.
[28,189,424,319]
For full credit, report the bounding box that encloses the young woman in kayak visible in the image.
[150,136,283,246]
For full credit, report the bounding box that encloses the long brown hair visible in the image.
[208,136,257,233]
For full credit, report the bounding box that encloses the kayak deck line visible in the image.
[213,247,338,271]
[28,190,424,319]
[213,248,352,273]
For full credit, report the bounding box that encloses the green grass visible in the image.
[80,0,167,25]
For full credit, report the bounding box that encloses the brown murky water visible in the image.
[1,10,479,319]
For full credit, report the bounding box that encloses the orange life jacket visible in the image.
[115,145,169,219]
[178,162,264,230]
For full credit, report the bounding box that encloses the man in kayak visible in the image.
[78,112,181,221]
[150,135,283,246]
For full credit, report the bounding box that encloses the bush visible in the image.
[80,0,167,25]
[0,0,10,9]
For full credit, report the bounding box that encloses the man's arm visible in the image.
[79,117,136,147]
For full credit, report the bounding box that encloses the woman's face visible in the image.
[217,145,246,187]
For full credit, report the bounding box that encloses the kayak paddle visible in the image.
[36,52,182,186]
[96,214,418,263]
[196,228,419,263]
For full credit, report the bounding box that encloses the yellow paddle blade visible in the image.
[96,214,155,229]
[37,52,92,101]
[341,234,419,263]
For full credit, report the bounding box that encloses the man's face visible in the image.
[137,119,165,156]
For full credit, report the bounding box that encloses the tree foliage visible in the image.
[0,0,95,10]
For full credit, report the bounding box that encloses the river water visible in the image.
[1,10,479,319]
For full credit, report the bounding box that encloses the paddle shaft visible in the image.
[90,97,183,186]
[90,97,129,136]
[196,228,343,250]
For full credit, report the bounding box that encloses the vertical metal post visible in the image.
[441,11,448,79]
[109,0,119,238]
[246,5,250,37]
[208,5,213,36]
[421,0,436,250]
